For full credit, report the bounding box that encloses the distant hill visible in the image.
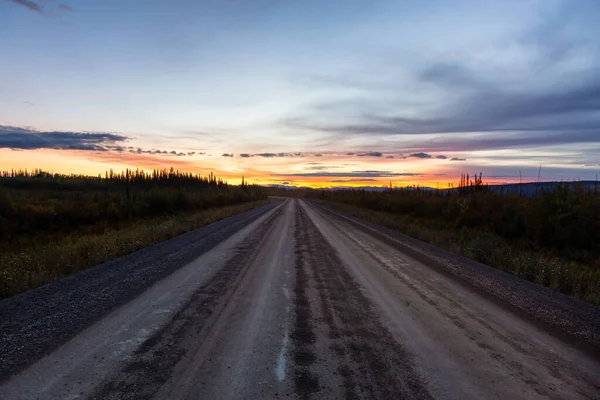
[482,181,599,197]
[267,180,600,196]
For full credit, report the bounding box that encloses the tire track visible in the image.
[293,203,433,399]
[95,207,283,399]
[292,205,320,398]
[0,201,279,383]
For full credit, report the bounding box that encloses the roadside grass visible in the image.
[0,200,268,299]
[317,200,600,306]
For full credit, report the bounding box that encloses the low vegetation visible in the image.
[0,168,266,298]
[306,176,600,305]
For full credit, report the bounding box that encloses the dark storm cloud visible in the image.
[222,153,234,157]
[357,151,383,157]
[0,125,127,151]
[273,170,422,178]
[7,0,42,13]
[410,152,432,159]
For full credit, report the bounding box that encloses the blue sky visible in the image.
[1,0,599,186]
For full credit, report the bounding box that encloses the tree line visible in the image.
[305,176,600,303]
[0,168,265,247]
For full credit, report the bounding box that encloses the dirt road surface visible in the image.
[1,198,599,399]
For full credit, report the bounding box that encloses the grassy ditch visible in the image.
[0,200,268,299]
[316,200,600,306]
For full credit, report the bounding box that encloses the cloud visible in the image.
[257,152,294,158]
[89,151,199,169]
[7,0,42,13]
[284,36,600,155]
[330,179,377,182]
[131,148,190,156]
[289,34,600,138]
[0,125,203,157]
[357,151,383,157]
[422,131,600,153]
[8,0,74,14]
[236,152,304,158]
[386,155,394,159]
[304,165,342,170]
[222,153,234,157]
[314,153,323,157]
[435,155,447,159]
[346,152,355,156]
[410,152,432,159]
[418,62,483,90]
[167,151,189,156]
[450,157,466,161]
[0,125,127,151]
[273,170,422,178]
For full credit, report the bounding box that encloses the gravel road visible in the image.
[1,198,599,399]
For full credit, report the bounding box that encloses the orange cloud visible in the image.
[0,148,489,188]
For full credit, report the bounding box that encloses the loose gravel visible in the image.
[0,201,279,381]
[311,201,600,356]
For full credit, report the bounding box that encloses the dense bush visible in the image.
[309,183,599,262]
[0,168,266,248]
[306,179,600,304]
[0,168,267,298]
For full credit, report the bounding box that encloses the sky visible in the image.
[1,0,599,187]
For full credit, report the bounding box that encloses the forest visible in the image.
[0,168,266,298]
[306,175,600,305]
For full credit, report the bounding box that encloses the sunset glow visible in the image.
[1,1,599,187]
